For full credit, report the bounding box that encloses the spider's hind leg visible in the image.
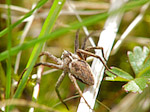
[85,46,107,61]
[68,73,93,110]
[77,49,116,76]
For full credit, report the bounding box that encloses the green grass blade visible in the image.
[0,12,108,61]
[0,0,48,38]
[5,0,12,111]
[13,0,66,99]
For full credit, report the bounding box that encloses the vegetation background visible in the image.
[0,0,150,112]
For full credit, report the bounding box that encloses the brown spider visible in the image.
[33,30,114,110]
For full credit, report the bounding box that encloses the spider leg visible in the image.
[39,51,62,65]
[77,32,95,60]
[75,29,80,53]
[85,46,106,61]
[20,63,63,82]
[55,72,69,110]
[81,32,95,50]
[68,73,92,110]
[34,62,63,70]
[18,62,63,93]
[77,49,116,76]
[75,29,85,60]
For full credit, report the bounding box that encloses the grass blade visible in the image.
[0,0,48,38]
[5,0,12,111]
[0,12,109,61]
[13,0,66,99]
[0,0,149,62]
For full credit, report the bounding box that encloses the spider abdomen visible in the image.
[69,59,94,86]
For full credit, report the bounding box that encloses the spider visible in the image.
[33,30,115,110]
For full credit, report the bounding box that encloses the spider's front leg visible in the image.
[34,62,63,70]
[39,51,62,65]
[55,71,69,110]
[20,62,63,79]
[34,52,63,70]
[68,73,92,110]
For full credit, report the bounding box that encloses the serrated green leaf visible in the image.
[106,67,134,80]
[106,46,150,93]
[128,46,149,75]
[123,78,148,93]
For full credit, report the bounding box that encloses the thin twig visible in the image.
[0,99,60,112]
[69,1,109,10]
[53,94,111,111]
[29,44,46,112]
[0,4,29,13]
[10,3,39,112]
[111,3,150,55]
[14,3,37,75]
[67,0,96,47]
[12,4,37,96]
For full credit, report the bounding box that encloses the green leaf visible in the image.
[106,67,134,80]
[123,78,148,93]
[105,76,131,81]
[137,66,150,78]
[128,46,149,75]
[142,57,150,69]
[137,57,150,77]
[106,46,150,93]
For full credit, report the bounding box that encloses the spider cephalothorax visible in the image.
[32,30,115,110]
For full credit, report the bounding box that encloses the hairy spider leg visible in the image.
[34,62,63,70]
[36,52,71,109]
[18,62,63,95]
[81,32,95,50]
[75,29,80,53]
[77,49,117,76]
[75,29,85,60]
[39,51,62,65]
[34,62,69,110]
[22,53,63,77]
[68,73,93,110]
[55,72,69,110]
[20,62,62,82]
[75,31,95,60]
[85,46,107,61]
